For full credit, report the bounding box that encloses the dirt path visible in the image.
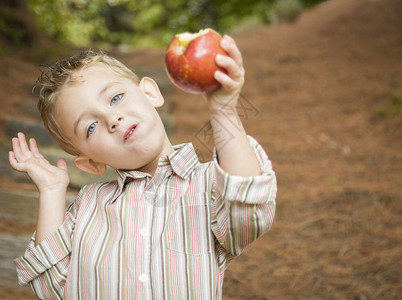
[0,0,401,298]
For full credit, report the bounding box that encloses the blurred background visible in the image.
[0,0,401,299]
[1,0,323,49]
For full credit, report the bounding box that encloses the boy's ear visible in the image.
[139,77,164,108]
[74,155,107,175]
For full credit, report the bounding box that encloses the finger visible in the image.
[29,138,42,157]
[11,137,23,160]
[220,35,243,68]
[214,70,238,91]
[8,151,17,168]
[17,132,30,154]
[216,54,244,82]
[57,158,68,172]
[9,151,24,172]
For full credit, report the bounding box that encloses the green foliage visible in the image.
[302,0,327,7]
[26,0,328,48]
[0,1,33,48]
[0,9,23,44]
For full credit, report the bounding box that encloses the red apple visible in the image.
[165,28,228,94]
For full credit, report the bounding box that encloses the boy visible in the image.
[10,35,276,299]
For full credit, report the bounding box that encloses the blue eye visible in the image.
[87,122,97,137]
[111,94,122,105]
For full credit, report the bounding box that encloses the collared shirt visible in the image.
[15,136,276,300]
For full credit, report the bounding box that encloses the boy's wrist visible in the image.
[209,105,241,128]
[205,89,240,114]
[208,101,238,117]
[39,186,68,200]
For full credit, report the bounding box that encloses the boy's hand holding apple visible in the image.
[205,34,245,114]
[165,29,244,113]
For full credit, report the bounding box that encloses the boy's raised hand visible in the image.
[9,132,70,193]
[204,35,245,112]
[202,35,261,176]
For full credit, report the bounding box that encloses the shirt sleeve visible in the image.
[210,135,277,269]
[14,195,79,299]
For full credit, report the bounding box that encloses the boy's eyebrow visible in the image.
[73,82,120,135]
[98,81,120,100]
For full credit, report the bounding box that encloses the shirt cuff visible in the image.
[213,135,277,204]
[14,212,74,285]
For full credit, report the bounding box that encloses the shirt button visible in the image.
[140,228,149,238]
[139,273,148,284]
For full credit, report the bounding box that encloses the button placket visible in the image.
[137,190,154,292]
[137,166,169,292]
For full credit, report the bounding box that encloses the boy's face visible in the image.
[54,63,172,174]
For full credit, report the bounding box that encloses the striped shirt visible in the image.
[15,136,276,299]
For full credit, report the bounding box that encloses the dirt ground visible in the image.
[1,0,401,298]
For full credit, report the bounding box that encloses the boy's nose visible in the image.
[108,114,123,132]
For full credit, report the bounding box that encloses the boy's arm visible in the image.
[205,36,277,268]
[204,35,260,176]
[9,132,69,245]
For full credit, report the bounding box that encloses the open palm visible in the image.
[9,133,70,193]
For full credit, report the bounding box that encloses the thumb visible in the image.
[56,158,68,171]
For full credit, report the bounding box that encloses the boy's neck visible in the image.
[134,141,175,176]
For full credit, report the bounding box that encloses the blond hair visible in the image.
[37,49,139,155]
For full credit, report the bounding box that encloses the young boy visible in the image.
[10,35,276,299]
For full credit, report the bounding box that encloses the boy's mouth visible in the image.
[124,124,137,142]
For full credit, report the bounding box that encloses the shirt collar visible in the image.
[115,142,200,188]
[168,142,200,179]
